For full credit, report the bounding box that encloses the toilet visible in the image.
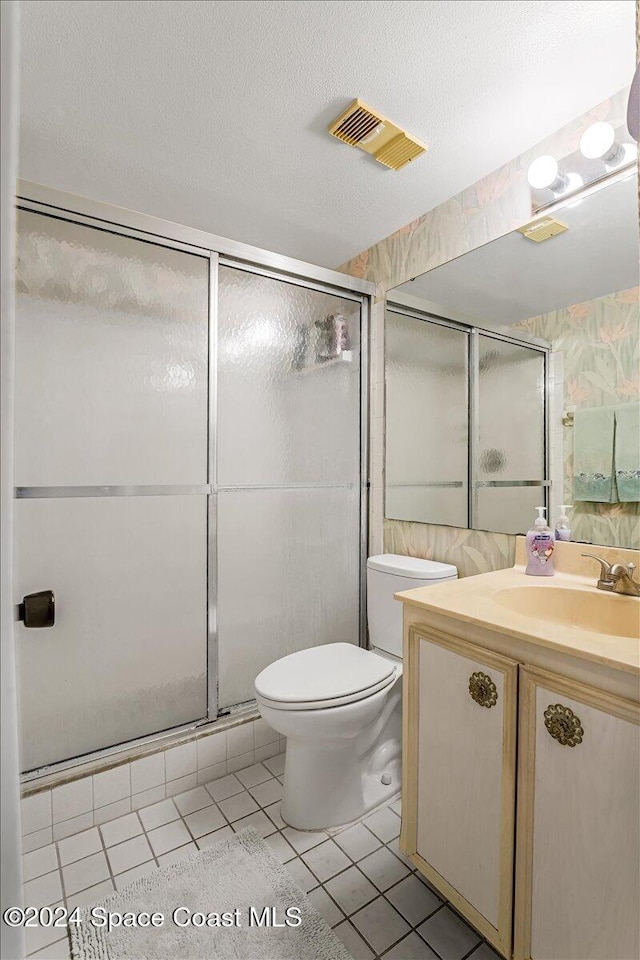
[254,554,457,830]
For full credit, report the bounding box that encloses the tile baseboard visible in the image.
[21,716,285,852]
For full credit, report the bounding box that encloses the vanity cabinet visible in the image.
[515,666,640,960]
[401,624,640,960]
[401,626,518,957]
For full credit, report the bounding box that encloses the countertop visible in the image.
[394,539,640,677]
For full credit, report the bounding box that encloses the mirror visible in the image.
[386,170,639,548]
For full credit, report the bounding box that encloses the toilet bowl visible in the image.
[254,554,457,830]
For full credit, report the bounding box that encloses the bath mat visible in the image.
[70,827,353,959]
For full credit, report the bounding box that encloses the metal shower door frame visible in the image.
[16,181,373,753]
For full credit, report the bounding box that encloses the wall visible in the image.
[340,88,633,577]
[515,287,640,549]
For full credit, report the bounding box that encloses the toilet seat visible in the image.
[254,642,398,711]
[256,671,399,711]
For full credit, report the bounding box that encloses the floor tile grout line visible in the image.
[378,878,445,933]
[51,840,72,960]
[288,812,449,958]
[53,839,69,908]
[419,896,483,959]
[342,878,432,955]
[374,919,433,960]
[95,817,117,897]
[185,783,265,839]
[102,808,162,886]
[341,891,448,960]
[55,802,415,941]
[50,821,139,875]
[21,845,61,884]
[410,905,450,959]
[308,884,347,926]
[299,836,421,923]
[142,805,200,858]
[411,920,452,960]
[459,941,485,960]
[269,801,410,884]
[23,790,491,960]
[302,843,382,896]
[380,922,447,960]
[30,796,397,904]
[336,916,383,958]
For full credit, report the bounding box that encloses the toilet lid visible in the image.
[254,643,395,704]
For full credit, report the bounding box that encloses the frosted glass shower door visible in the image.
[475,336,546,534]
[15,211,209,770]
[217,266,362,708]
[385,311,469,526]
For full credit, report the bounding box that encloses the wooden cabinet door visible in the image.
[515,666,640,960]
[401,626,518,958]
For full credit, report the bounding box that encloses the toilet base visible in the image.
[278,679,402,831]
[281,754,401,831]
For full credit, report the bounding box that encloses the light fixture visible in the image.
[579,120,634,167]
[528,120,636,214]
[526,155,578,195]
[527,155,566,191]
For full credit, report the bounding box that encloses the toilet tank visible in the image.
[367,554,457,659]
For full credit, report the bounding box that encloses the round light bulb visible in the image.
[527,155,559,189]
[565,172,584,192]
[579,121,615,160]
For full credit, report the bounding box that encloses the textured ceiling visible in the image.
[18,0,636,267]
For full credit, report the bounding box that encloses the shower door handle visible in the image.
[18,590,55,628]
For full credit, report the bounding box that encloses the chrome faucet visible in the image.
[582,554,640,597]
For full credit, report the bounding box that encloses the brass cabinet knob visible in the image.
[544,703,584,747]
[468,671,498,708]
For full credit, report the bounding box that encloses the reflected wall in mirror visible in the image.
[386,170,639,548]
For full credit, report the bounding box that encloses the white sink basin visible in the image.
[492,586,640,639]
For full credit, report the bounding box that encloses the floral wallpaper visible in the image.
[383,520,516,580]
[515,287,640,550]
[337,88,636,577]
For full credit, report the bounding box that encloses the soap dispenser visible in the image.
[555,505,572,542]
[525,506,555,576]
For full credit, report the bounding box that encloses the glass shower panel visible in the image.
[217,267,360,486]
[15,210,209,485]
[476,336,545,534]
[385,311,468,527]
[217,487,360,707]
[14,210,209,769]
[16,496,207,771]
[217,266,361,708]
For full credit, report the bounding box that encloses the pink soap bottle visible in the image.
[525,507,555,577]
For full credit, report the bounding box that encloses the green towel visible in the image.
[615,402,640,502]
[573,406,616,502]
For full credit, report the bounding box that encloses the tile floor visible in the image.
[21,753,499,960]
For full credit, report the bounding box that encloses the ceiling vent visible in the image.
[328,99,427,171]
[517,217,569,243]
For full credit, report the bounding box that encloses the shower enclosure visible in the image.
[14,190,370,774]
